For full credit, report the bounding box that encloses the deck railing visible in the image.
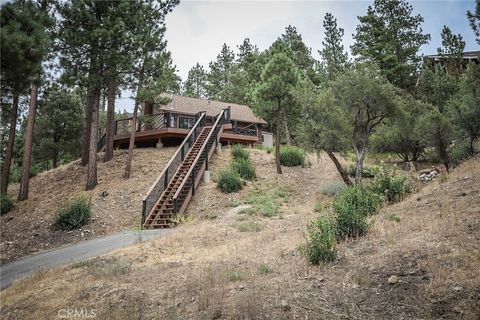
[232,123,258,136]
[141,111,206,225]
[172,109,229,214]
[114,112,167,136]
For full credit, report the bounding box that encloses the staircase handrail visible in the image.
[141,111,206,223]
[172,109,227,209]
[96,132,107,152]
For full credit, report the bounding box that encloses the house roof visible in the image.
[424,50,480,60]
[159,94,267,125]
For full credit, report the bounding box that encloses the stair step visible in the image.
[145,126,218,229]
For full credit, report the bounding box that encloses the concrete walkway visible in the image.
[0,229,172,291]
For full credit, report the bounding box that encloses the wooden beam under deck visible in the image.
[113,127,190,144]
[219,132,259,144]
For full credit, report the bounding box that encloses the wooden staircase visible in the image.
[143,126,213,228]
[141,108,230,229]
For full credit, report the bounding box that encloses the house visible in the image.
[105,94,267,150]
[423,50,480,75]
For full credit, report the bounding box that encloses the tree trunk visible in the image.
[124,66,145,179]
[0,95,19,195]
[52,150,58,169]
[275,100,282,174]
[85,88,100,190]
[81,86,95,166]
[439,144,450,173]
[326,150,353,186]
[469,135,475,156]
[353,144,367,185]
[18,84,39,201]
[282,110,292,145]
[105,74,116,162]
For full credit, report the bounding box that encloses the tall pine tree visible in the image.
[183,63,207,98]
[254,53,300,174]
[206,43,235,101]
[1,1,45,195]
[467,1,480,44]
[437,26,465,76]
[352,0,430,91]
[318,13,349,82]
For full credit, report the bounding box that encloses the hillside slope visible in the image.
[1,150,479,319]
[0,148,176,263]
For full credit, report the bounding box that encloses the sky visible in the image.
[116,0,479,111]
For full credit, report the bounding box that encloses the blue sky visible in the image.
[117,0,479,111]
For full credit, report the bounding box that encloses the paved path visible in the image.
[0,229,172,291]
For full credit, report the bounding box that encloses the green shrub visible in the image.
[279,146,306,167]
[54,196,91,230]
[258,264,273,274]
[450,139,472,165]
[245,193,280,217]
[1,194,14,215]
[319,181,347,196]
[217,169,243,193]
[372,164,410,203]
[333,186,383,239]
[304,215,337,264]
[231,158,256,181]
[231,144,249,160]
[314,201,323,213]
[386,213,401,223]
[233,220,264,232]
[347,164,378,178]
[9,162,44,184]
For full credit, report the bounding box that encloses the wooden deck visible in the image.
[97,110,263,151]
[109,113,261,149]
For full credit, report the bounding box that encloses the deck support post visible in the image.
[203,170,211,183]
[156,138,163,149]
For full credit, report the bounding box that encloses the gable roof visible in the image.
[159,94,267,125]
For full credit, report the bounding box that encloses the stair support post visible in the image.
[164,169,169,189]
[204,147,208,171]
[141,200,146,227]
[191,168,195,196]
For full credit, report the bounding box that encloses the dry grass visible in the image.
[0,148,176,262]
[1,150,479,319]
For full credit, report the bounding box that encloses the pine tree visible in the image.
[1,1,45,195]
[34,87,84,168]
[219,38,262,106]
[467,1,480,44]
[318,13,349,82]
[18,1,54,201]
[123,0,179,180]
[254,53,300,174]
[352,0,430,91]
[237,38,261,82]
[437,26,465,75]
[206,43,235,101]
[446,63,480,154]
[276,25,318,85]
[183,63,207,98]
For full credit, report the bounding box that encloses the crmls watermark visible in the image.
[57,308,96,319]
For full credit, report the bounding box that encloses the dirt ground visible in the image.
[0,148,176,263]
[1,149,479,319]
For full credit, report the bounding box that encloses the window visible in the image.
[178,116,195,129]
